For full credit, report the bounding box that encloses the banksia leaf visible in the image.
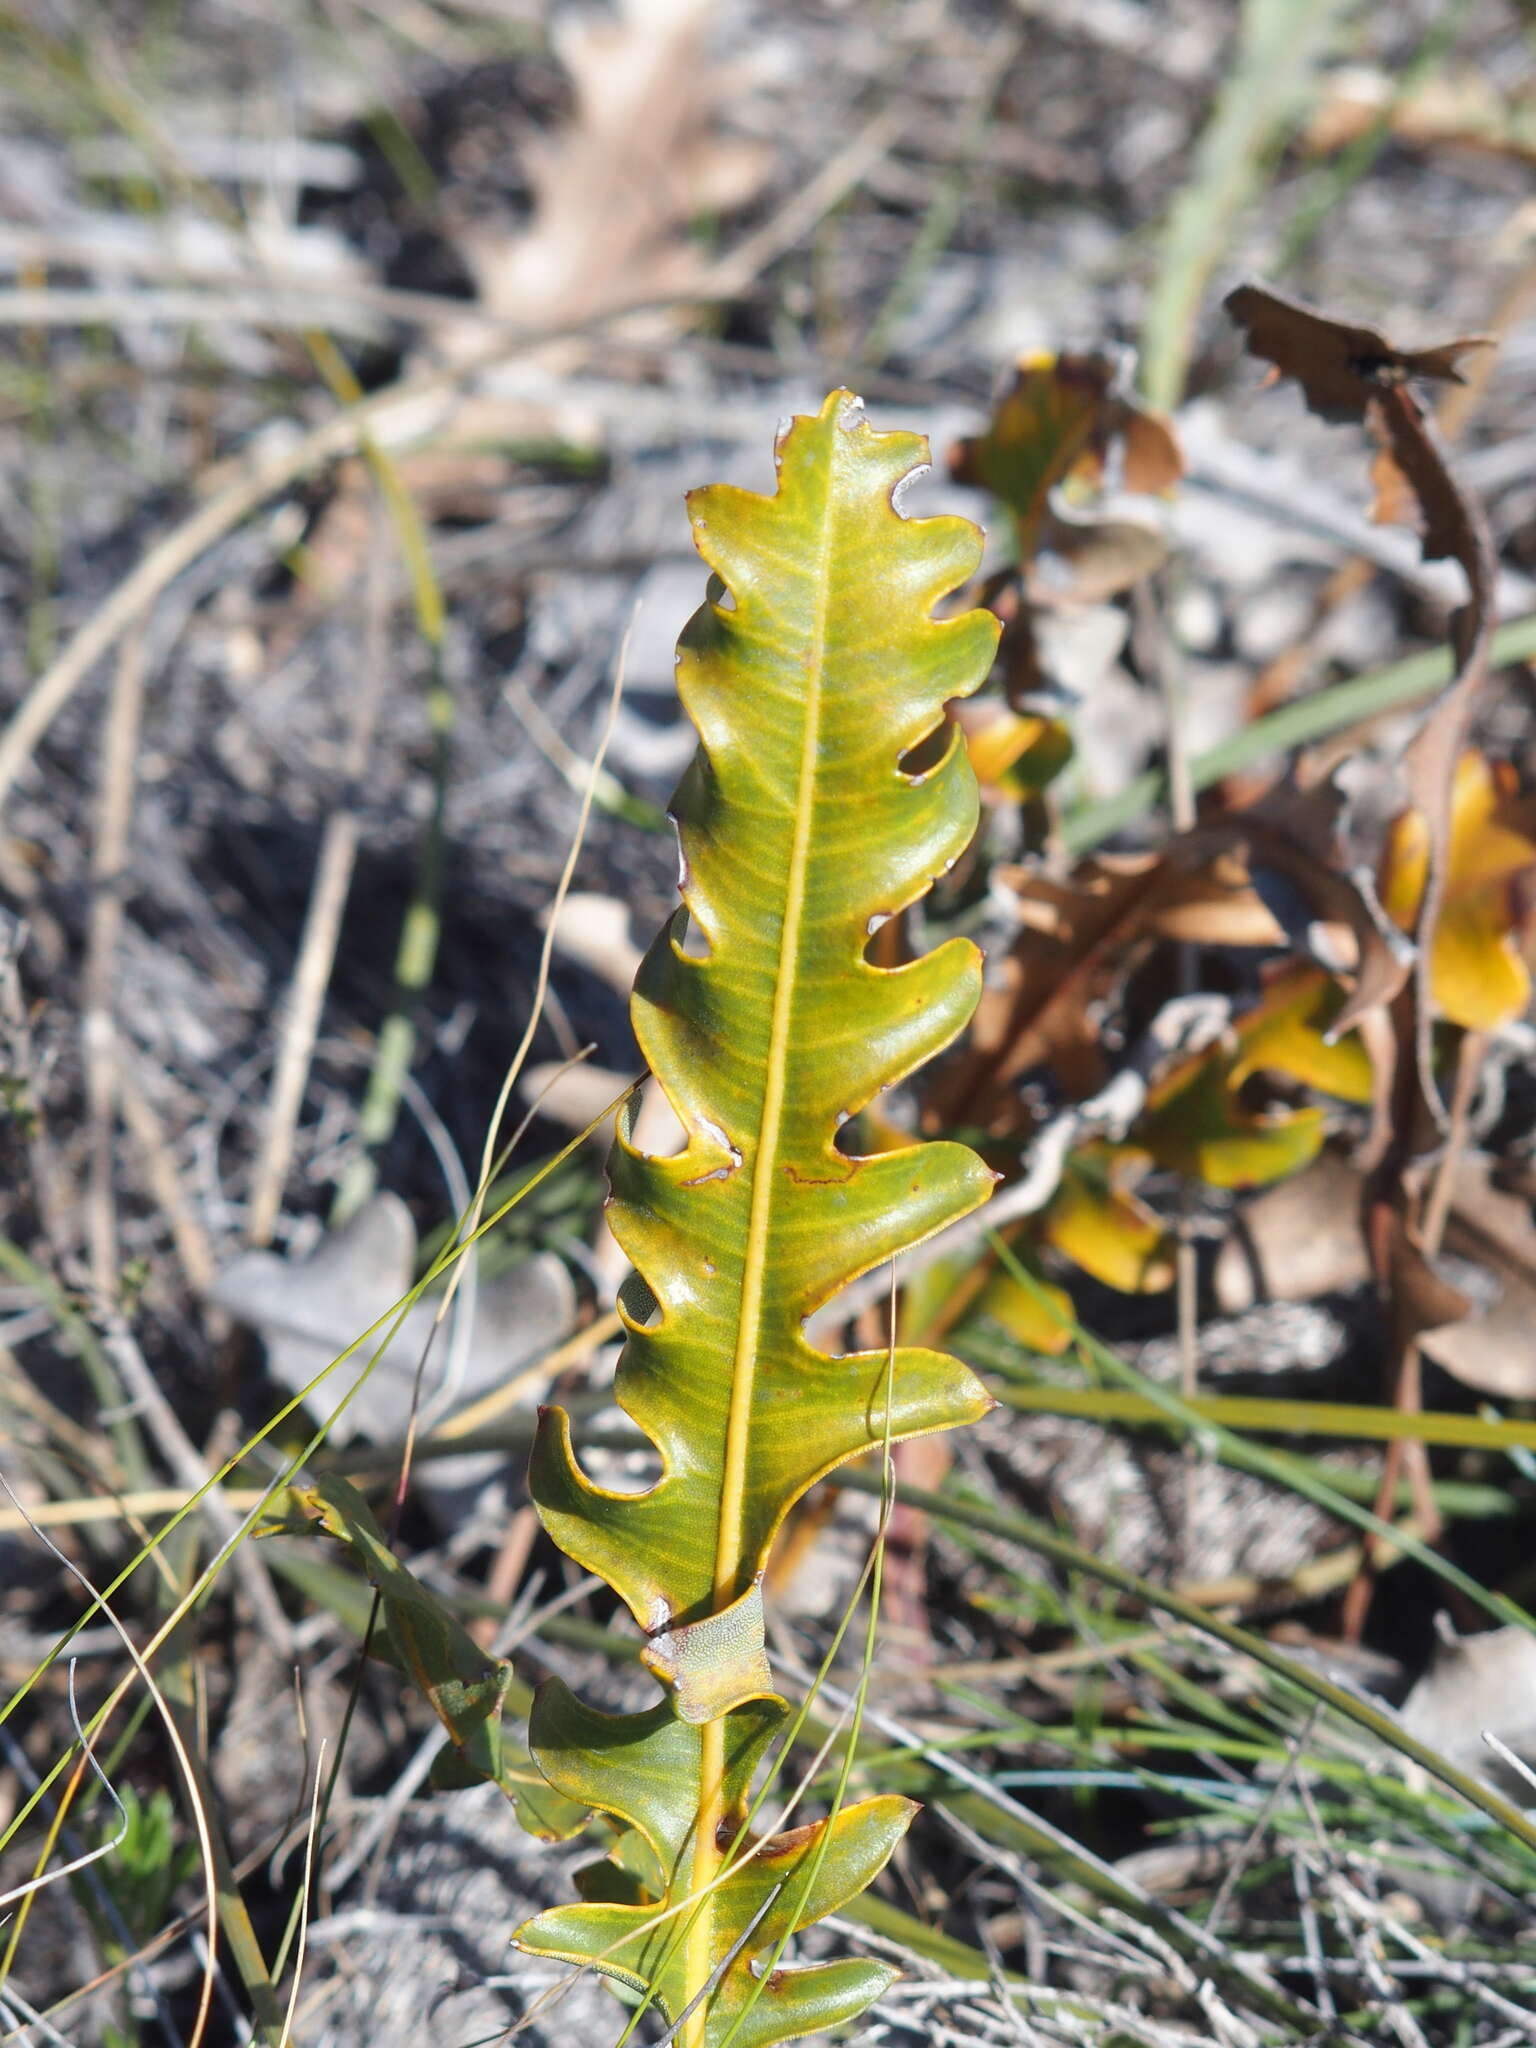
[950,351,1181,559]
[271,1476,589,1839]
[529,392,997,1686]
[517,1684,913,2045]
[515,392,999,2041]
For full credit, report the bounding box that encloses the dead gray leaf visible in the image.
[1400,1619,1536,1802]
[540,892,642,996]
[1214,1150,1371,1311]
[452,0,769,343]
[211,1193,575,1447]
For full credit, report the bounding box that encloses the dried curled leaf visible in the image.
[1305,66,1536,168]
[1224,285,1498,1280]
[950,352,1182,556]
[1226,285,1506,1632]
[930,845,1281,1127]
[1224,283,1493,422]
[1204,774,1413,1033]
[949,351,1181,708]
[455,0,767,339]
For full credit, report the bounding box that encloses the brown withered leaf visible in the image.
[1118,403,1186,497]
[1305,67,1536,171]
[1225,282,1499,1177]
[1223,282,1496,779]
[935,773,1409,1147]
[1200,772,1414,1033]
[1223,283,1493,423]
[1026,503,1172,607]
[929,847,1281,1131]
[452,0,768,342]
[1225,283,1498,849]
[950,351,1181,711]
[1366,398,1486,578]
[950,352,1182,560]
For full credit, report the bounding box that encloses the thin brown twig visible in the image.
[81,625,148,1300]
[1353,1028,1486,1623]
[94,1313,294,1655]
[245,508,393,1248]
[115,1061,217,1294]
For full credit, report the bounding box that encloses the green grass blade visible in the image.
[1139,0,1362,410]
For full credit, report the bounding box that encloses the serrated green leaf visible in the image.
[275,1475,587,1838]
[518,391,999,2042]
[514,1682,908,2048]
[529,392,998,1708]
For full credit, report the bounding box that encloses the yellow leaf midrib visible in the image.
[711,443,838,1614]
[684,430,840,2048]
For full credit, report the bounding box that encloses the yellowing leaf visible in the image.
[1041,1145,1174,1293]
[517,393,1000,2042]
[1136,968,1367,1190]
[973,1260,1075,1353]
[1232,965,1374,1104]
[1379,750,1536,1030]
[1139,1060,1327,1190]
[530,394,996,1678]
[957,698,1073,799]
